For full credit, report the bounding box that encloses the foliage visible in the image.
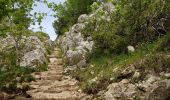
[0,65,34,91]
[71,36,169,95]
[0,49,48,90]
[53,0,96,35]
[29,31,49,42]
[0,0,50,92]
[156,32,170,52]
[82,0,170,53]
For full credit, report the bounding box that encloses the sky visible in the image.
[30,0,65,41]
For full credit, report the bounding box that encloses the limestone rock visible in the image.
[120,65,135,78]
[127,45,135,53]
[78,14,89,23]
[105,81,138,100]
[23,36,46,54]
[0,35,49,68]
[77,59,86,67]
[0,35,15,51]
[65,50,84,66]
[56,2,115,70]
[20,49,47,67]
[146,79,170,100]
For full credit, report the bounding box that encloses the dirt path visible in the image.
[26,47,87,100]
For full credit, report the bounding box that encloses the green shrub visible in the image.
[135,53,170,73]
[0,66,35,90]
[0,50,47,91]
[156,33,170,52]
[82,0,170,53]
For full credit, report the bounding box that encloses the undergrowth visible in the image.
[71,34,170,95]
[0,50,48,92]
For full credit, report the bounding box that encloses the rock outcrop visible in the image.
[105,68,170,100]
[0,35,53,68]
[57,19,94,69]
[57,2,115,70]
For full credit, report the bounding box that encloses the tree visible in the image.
[0,0,46,66]
[53,0,96,35]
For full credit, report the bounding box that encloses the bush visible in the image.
[156,33,170,52]
[0,50,47,91]
[82,0,170,53]
[53,0,96,35]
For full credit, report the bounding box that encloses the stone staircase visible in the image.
[26,47,87,100]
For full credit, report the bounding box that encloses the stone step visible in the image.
[41,75,63,80]
[41,71,63,75]
[29,91,79,100]
[49,58,58,63]
[48,62,63,66]
[48,54,61,58]
[48,64,63,68]
[29,85,78,95]
[48,67,63,70]
[48,66,63,69]
[30,81,78,93]
[29,80,56,86]
[47,55,57,58]
[28,81,78,94]
[44,86,78,93]
[29,84,39,89]
[54,48,61,51]
[27,47,86,100]
[32,74,62,80]
[32,72,63,79]
[52,51,61,55]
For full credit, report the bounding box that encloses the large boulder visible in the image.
[105,78,170,100]
[20,36,49,67]
[56,2,116,69]
[105,80,139,100]
[22,36,46,54]
[78,14,89,23]
[146,79,170,100]
[0,35,50,68]
[105,72,170,100]
[20,49,47,67]
[58,22,94,69]
[0,35,15,51]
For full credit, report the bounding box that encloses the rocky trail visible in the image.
[26,47,87,100]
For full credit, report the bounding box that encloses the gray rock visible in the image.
[58,23,93,68]
[0,35,15,51]
[44,39,54,48]
[77,59,87,67]
[64,65,77,74]
[78,14,89,23]
[146,79,170,100]
[56,2,116,69]
[65,50,84,66]
[132,70,141,79]
[23,36,46,54]
[0,35,49,68]
[164,73,170,79]
[127,45,135,53]
[105,82,138,100]
[20,49,47,67]
[121,65,135,78]
[136,75,161,92]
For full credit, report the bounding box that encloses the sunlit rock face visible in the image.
[58,23,94,67]
[0,35,52,68]
[56,2,115,70]
[20,36,48,67]
[57,20,94,69]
